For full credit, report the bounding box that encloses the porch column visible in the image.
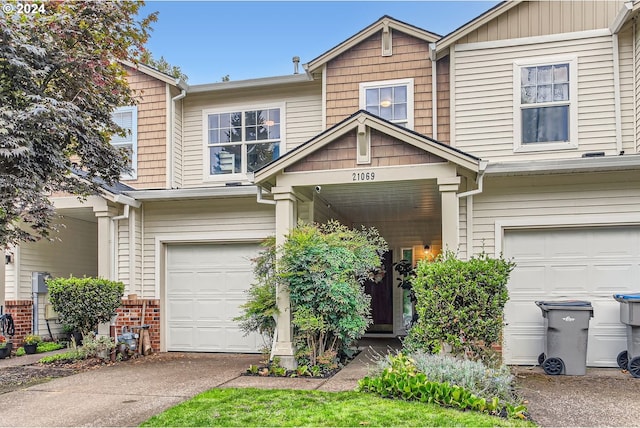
[438,177,461,253]
[93,206,118,279]
[272,186,298,369]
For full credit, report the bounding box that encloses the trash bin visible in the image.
[535,300,594,376]
[613,293,640,378]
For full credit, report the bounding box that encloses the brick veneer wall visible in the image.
[115,298,160,352]
[3,300,33,348]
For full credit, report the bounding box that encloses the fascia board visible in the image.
[485,155,640,176]
[124,186,258,201]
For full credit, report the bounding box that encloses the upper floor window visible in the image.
[205,106,282,177]
[111,106,138,180]
[360,78,414,129]
[514,57,577,152]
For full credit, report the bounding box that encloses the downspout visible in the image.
[634,18,638,152]
[169,89,187,188]
[430,43,438,140]
[457,160,488,259]
[256,186,276,205]
[613,33,623,154]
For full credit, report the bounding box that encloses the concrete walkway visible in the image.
[0,340,638,427]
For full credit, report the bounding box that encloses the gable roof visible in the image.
[120,60,188,90]
[435,1,521,53]
[253,110,481,188]
[304,15,440,74]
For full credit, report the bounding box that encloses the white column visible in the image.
[438,177,461,253]
[93,206,117,279]
[272,186,297,369]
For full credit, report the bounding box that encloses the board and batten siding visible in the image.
[453,34,618,161]
[468,171,640,257]
[457,0,625,44]
[181,83,321,188]
[141,198,275,298]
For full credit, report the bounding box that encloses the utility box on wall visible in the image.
[32,272,50,294]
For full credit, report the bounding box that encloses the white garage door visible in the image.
[503,226,640,367]
[166,243,263,353]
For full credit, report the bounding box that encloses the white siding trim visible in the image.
[612,34,623,154]
[322,64,327,131]
[359,78,415,130]
[455,29,612,53]
[494,213,640,257]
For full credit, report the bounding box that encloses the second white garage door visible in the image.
[503,226,640,367]
[166,243,263,353]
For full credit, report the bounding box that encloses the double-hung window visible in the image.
[360,78,414,129]
[111,106,138,180]
[514,57,577,151]
[205,106,282,177]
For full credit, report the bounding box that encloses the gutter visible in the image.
[457,160,488,199]
[256,186,276,205]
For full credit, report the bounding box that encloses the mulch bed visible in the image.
[0,357,111,395]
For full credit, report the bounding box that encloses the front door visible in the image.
[364,251,393,333]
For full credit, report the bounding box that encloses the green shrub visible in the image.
[358,353,527,419]
[39,349,85,364]
[234,237,278,345]
[37,342,65,353]
[47,276,125,337]
[406,251,514,361]
[16,347,25,356]
[279,221,387,366]
[81,333,115,359]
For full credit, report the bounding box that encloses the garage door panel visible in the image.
[504,227,640,367]
[166,243,262,353]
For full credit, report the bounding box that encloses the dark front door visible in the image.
[364,251,393,333]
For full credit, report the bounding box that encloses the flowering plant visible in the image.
[0,335,6,348]
[24,334,41,345]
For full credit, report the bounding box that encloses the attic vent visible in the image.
[382,24,392,57]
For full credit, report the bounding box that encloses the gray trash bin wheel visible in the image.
[538,353,546,365]
[628,356,640,378]
[617,350,629,370]
[542,357,564,375]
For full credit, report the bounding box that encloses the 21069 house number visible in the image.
[352,171,376,181]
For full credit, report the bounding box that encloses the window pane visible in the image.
[245,111,257,126]
[553,64,569,82]
[553,83,569,101]
[521,67,537,86]
[230,126,242,142]
[210,145,241,174]
[537,85,552,102]
[537,65,552,84]
[247,142,280,172]
[268,108,280,124]
[521,86,536,104]
[365,105,379,116]
[246,125,258,141]
[394,85,407,103]
[366,88,379,107]
[269,124,280,139]
[522,106,569,144]
[208,114,219,129]
[380,105,392,120]
[394,103,407,121]
[209,130,219,144]
[257,125,269,140]
[380,87,393,105]
[219,113,232,128]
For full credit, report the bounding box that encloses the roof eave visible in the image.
[485,155,640,176]
[124,185,258,201]
[120,59,188,90]
[188,73,313,94]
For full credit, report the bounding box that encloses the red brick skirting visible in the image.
[116,298,160,352]
[3,300,33,348]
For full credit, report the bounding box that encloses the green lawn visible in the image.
[141,388,535,427]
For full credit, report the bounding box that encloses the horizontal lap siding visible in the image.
[470,172,640,256]
[454,35,617,161]
[458,0,625,44]
[181,84,321,188]
[636,24,640,152]
[141,198,275,297]
[172,87,184,187]
[126,69,167,189]
[325,31,433,136]
[619,26,635,154]
[17,217,97,300]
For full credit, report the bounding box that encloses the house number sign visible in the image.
[352,171,376,181]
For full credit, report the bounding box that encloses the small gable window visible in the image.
[205,106,282,177]
[514,57,577,152]
[111,106,138,180]
[360,78,414,129]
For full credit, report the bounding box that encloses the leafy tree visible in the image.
[140,50,188,82]
[405,251,515,363]
[0,0,156,247]
[47,276,125,337]
[279,221,388,366]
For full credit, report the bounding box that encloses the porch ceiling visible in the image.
[310,179,441,246]
[57,208,97,223]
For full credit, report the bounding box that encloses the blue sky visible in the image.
[139,1,499,85]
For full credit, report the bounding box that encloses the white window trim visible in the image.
[359,78,414,130]
[202,102,285,182]
[112,106,138,180]
[513,56,578,153]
